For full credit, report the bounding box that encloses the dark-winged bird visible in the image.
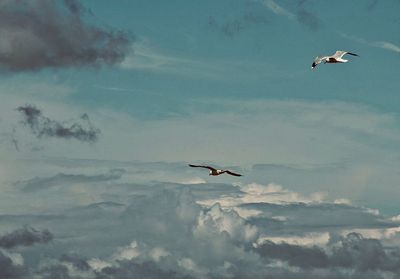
[188,164,242,177]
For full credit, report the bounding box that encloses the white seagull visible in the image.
[188,164,242,177]
[311,50,359,69]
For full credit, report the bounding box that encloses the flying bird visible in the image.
[188,164,242,177]
[311,51,359,69]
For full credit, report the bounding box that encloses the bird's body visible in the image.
[312,51,359,69]
[188,164,242,177]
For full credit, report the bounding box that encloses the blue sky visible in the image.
[0,1,400,278]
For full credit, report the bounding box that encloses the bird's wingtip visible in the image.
[347,52,359,57]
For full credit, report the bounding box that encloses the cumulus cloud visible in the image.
[1,158,400,279]
[0,182,399,279]
[0,226,53,249]
[0,0,131,72]
[17,104,101,143]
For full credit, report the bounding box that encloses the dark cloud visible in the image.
[207,10,269,38]
[208,14,269,38]
[0,226,53,249]
[60,254,91,271]
[329,232,400,272]
[255,233,400,275]
[243,202,394,235]
[0,0,131,72]
[256,241,329,269]
[0,251,26,279]
[37,264,72,279]
[17,104,101,143]
[97,261,194,279]
[16,169,125,193]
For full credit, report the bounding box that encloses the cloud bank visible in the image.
[0,160,399,279]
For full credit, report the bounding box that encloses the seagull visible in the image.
[311,51,359,69]
[188,164,242,177]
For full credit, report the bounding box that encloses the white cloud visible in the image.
[334,198,352,205]
[340,32,400,54]
[260,0,295,20]
[391,215,400,222]
[120,40,287,80]
[112,241,140,261]
[256,232,331,247]
[87,258,112,272]
[149,247,170,262]
[0,250,24,266]
[372,41,400,53]
[198,182,327,212]
[195,203,259,243]
[180,177,206,185]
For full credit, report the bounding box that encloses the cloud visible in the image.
[16,169,125,193]
[17,104,100,143]
[261,0,296,20]
[0,0,131,72]
[198,182,327,210]
[120,40,285,80]
[260,0,320,31]
[372,41,400,54]
[207,12,269,38]
[256,240,329,268]
[340,33,400,54]
[0,181,399,279]
[256,232,400,274]
[0,251,26,279]
[0,226,53,249]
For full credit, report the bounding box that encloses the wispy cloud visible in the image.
[261,0,295,19]
[207,12,269,38]
[341,33,400,54]
[120,41,287,79]
[16,169,125,193]
[373,41,400,53]
[260,0,320,30]
[120,42,234,79]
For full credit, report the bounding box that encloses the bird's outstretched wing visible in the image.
[333,51,359,58]
[223,170,243,177]
[189,164,217,172]
[311,56,327,69]
[333,50,347,58]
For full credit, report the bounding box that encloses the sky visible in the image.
[0,0,400,278]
